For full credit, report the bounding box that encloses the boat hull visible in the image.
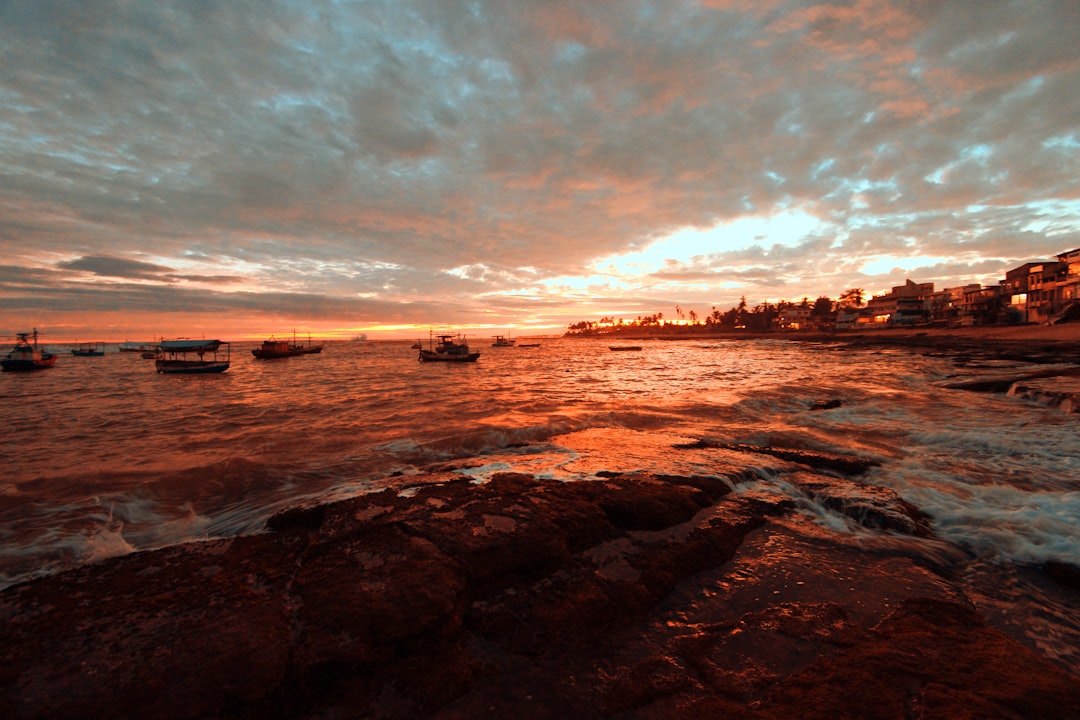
[155,360,230,374]
[1,356,57,372]
[252,335,323,359]
[252,346,323,359]
[418,350,480,362]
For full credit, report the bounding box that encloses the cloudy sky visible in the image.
[2,0,1079,340]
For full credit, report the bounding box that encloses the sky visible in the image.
[2,0,1079,341]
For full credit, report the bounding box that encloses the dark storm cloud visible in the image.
[57,256,173,280]
[1,0,1078,332]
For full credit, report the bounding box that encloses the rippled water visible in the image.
[3,336,1079,662]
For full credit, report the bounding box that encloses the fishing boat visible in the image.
[154,339,231,374]
[71,342,106,357]
[2,329,57,371]
[418,333,480,363]
[491,335,516,347]
[609,345,643,351]
[251,331,323,359]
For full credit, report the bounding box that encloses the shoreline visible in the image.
[571,322,1080,361]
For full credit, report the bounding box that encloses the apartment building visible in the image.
[864,279,935,326]
[1004,248,1080,323]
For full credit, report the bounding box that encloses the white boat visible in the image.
[491,335,516,347]
[418,333,480,363]
[154,339,231,374]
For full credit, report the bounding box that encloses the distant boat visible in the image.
[352,333,368,342]
[491,335,516,347]
[118,341,155,354]
[252,331,323,359]
[2,328,57,372]
[517,343,541,348]
[609,345,643,351]
[418,333,480,363]
[155,339,231,374]
[71,342,106,357]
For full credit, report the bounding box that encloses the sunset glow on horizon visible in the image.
[2,1,1079,342]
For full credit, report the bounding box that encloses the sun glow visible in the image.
[593,210,826,278]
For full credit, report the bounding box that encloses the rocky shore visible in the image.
[4,457,1079,718]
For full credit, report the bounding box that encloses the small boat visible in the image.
[418,333,480,363]
[119,341,155,354]
[517,343,541,348]
[2,329,57,371]
[71,342,106,357]
[154,339,231,374]
[491,335,516,347]
[609,345,643,351]
[251,331,323,359]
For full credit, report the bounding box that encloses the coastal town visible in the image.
[568,246,1080,335]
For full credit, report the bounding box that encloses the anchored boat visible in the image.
[71,342,106,357]
[118,341,155,354]
[251,331,324,359]
[2,329,57,371]
[418,333,480,363]
[155,339,231,374]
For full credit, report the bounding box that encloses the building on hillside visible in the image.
[1041,248,1080,321]
[864,280,934,326]
[928,286,966,326]
[1003,250,1080,323]
[776,304,812,330]
[1027,260,1068,323]
[963,285,1006,326]
[1003,262,1042,323]
[835,307,862,330]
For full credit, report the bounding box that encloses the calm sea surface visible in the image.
[3,337,1078,663]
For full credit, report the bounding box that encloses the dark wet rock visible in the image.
[1045,560,1080,592]
[760,598,1080,720]
[809,398,841,411]
[940,364,1080,394]
[1009,378,1080,413]
[677,439,880,475]
[3,472,1078,719]
[791,473,934,537]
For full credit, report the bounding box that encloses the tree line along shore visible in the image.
[569,247,1080,338]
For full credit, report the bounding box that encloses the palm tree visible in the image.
[839,288,865,308]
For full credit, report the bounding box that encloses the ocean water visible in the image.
[3,336,1078,663]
